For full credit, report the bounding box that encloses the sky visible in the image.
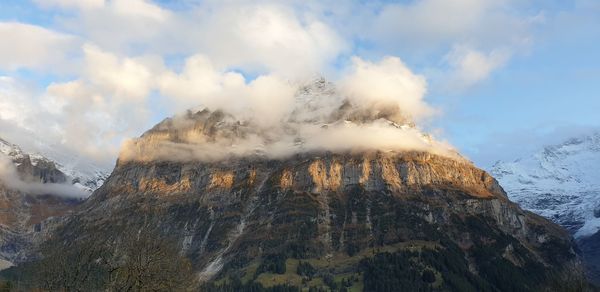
[0,0,599,171]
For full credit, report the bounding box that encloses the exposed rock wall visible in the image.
[53,150,582,288]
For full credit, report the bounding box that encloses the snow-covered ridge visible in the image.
[491,133,600,238]
[1,137,109,194]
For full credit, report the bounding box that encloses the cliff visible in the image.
[46,150,586,290]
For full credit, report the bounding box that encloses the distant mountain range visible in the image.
[0,138,109,194]
[0,137,109,266]
[491,132,600,283]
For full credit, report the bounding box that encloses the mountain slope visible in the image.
[491,132,600,284]
[1,138,109,193]
[15,108,589,291]
[0,138,85,264]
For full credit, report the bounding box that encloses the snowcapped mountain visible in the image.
[491,133,600,238]
[491,132,600,283]
[0,137,109,194]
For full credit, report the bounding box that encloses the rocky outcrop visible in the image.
[47,150,586,290]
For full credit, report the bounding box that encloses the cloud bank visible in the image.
[0,154,88,198]
[119,56,459,163]
[0,0,548,167]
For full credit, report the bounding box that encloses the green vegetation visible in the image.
[296,261,316,278]
[257,254,288,275]
[0,281,12,292]
[0,228,194,291]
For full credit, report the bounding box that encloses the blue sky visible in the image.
[430,2,600,166]
[0,0,598,169]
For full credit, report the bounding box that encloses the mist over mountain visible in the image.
[0,0,598,290]
[3,79,590,290]
[120,78,458,164]
[0,137,90,267]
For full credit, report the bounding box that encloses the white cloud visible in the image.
[82,44,158,102]
[54,0,172,54]
[0,22,79,71]
[37,46,159,162]
[121,54,460,163]
[35,0,105,10]
[444,46,511,89]
[0,153,88,198]
[0,46,158,166]
[3,0,554,167]
[363,0,536,89]
[158,55,247,112]
[369,0,530,50]
[372,0,491,48]
[37,1,345,78]
[112,0,169,21]
[0,77,35,127]
[339,56,433,121]
[158,54,296,125]
[188,3,346,77]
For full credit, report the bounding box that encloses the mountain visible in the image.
[491,132,600,284]
[0,138,110,193]
[0,138,98,266]
[7,105,590,291]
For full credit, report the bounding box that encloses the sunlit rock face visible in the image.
[52,147,585,290]
[40,88,588,289]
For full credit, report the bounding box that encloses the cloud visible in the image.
[0,46,160,167]
[0,22,79,71]
[339,57,433,122]
[4,0,550,168]
[186,2,347,77]
[371,0,491,49]
[82,44,157,102]
[444,46,511,89]
[38,1,345,78]
[38,45,159,163]
[362,0,536,89]
[368,0,532,50]
[158,54,296,124]
[52,0,172,54]
[0,77,36,128]
[120,55,459,163]
[35,0,105,10]
[158,55,247,113]
[0,153,88,198]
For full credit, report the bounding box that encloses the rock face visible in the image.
[0,138,82,264]
[50,148,585,290]
[19,97,587,289]
[492,133,600,284]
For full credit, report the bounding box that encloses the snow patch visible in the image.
[491,132,600,236]
[576,218,600,238]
